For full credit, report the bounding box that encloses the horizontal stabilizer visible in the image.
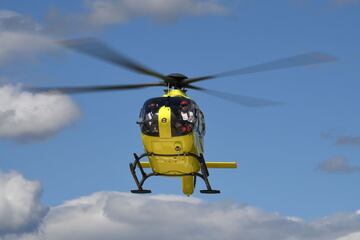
[140,161,237,169]
[205,162,237,168]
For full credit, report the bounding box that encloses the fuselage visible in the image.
[134,89,237,195]
[138,89,205,194]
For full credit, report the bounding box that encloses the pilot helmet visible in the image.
[180,100,190,111]
[148,102,158,112]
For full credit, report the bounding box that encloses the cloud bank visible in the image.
[0,85,80,141]
[0,186,359,240]
[0,170,48,236]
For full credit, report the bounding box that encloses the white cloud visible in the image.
[45,0,227,32]
[0,84,80,141]
[336,232,360,240]
[0,191,358,240]
[0,31,55,65]
[86,0,227,26]
[0,10,56,65]
[0,170,48,236]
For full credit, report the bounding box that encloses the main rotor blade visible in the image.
[185,52,337,84]
[60,38,168,81]
[28,82,165,94]
[188,85,283,107]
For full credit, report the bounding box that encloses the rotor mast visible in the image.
[163,73,189,98]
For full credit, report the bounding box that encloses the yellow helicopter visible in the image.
[30,38,336,196]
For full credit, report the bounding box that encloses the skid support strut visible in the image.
[129,153,154,194]
[197,154,220,194]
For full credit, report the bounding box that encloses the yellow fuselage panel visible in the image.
[149,154,200,175]
[141,133,201,175]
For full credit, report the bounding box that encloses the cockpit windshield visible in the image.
[139,97,198,137]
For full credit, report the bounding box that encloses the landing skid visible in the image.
[129,152,220,194]
[130,189,152,194]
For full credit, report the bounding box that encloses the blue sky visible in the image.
[1,1,360,239]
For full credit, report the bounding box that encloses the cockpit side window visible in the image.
[140,98,163,136]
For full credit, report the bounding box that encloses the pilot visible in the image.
[146,102,158,121]
[179,100,194,123]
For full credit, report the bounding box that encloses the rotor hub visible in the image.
[166,73,188,89]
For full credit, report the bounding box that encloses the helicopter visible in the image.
[30,38,336,196]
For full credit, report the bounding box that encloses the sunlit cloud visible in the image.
[0,170,48,236]
[0,84,80,142]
